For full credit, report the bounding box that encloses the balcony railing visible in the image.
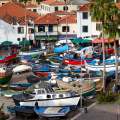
[35,31,58,36]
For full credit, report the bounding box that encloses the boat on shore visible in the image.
[0,65,12,85]
[34,106,70,118]
[12,82,80,107]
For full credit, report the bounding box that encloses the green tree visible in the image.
[90,0,120,92]
[103,1,120,83]
[90,0,110,92]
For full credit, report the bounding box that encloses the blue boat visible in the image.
[54,44,69,53]
[34,106,70,118]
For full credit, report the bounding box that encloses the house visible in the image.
[26,3,38,13]
[0,2,40,44]
[58,14,77,40]
[34,13,60,48]
[0,0,11,6]
[77,4,101,38]
[37,0,78,15]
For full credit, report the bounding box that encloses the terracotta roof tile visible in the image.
[79,4,90,11]
[59,14,77,24]
[0,2,40,25]
[35,13,60,24]
[52,10,76,15]
[26,3,38,8]
[42,0,65,5]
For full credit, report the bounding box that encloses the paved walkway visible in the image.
[71,104,120,120]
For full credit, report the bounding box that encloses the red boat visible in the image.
[0,54,17,64]
[34,71,49,77]
[63,59,85,66]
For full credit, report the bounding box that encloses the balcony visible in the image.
[35,31,58,36]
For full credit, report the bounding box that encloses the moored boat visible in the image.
[0,65,12,85]
[12,82,80,107]
[34,106,70,118]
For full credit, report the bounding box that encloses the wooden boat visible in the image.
[85,61,120,72]
[13,64,32,74]
[34,106,70,118]
[10,83,32,91]
[34,72,50,77]
[12,106,38,118]
[12,82,80,107]
[54,44,69,53]
[63,59,85,66]
[27,75,41,84]
[0,65,12,85]
[0,54,17,64]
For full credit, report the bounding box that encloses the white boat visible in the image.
[19,50,43,56]
[34,106,70,118]
[12,82,80,107]
[12,64,32,74]
[85,61,120,72]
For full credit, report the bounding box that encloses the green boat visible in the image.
[0,66,12,85]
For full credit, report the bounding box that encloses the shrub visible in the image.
[97,92,118,103]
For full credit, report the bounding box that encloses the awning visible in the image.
[1,41,13,46]
[70,38,83,44]
[71,38,92,44]
[92,38,114,44]
[35,36,57,41]
[19,40,30,46]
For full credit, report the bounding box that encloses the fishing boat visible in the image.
[0,54,17,64]
[9,83,32,91]
[34,106,70,118]
[27,75,41,84]
[63,59,85,66]
[12,64,32,74]
[0,65,12,85]
[54,44,69,53]
[19,50,44,63]
[12,82,80,107]
[85,60,120,72]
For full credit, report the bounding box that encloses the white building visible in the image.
[77,4,101,38]
[58,14,77,40]
[0,2,40,44]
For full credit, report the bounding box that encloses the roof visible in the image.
[42,0,65,6]
[79,3,90,11]
[26,3,38,8]
[35,13,60,24]
[59,14,77,24]
[0,2,40,25]
[51,10,76,16]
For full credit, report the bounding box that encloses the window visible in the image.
[55,7,58,11]
[48,25,53,32]
[18,27,24,34]
[28,28,34,34]
[62,26,70,32]
[59,94,63,98]
[47,94,51,98]
[82,12,88,19]
[63,6,68,11]
[96,23,102,31]
[33,9,37,12]
[82,26,88,32]
[38,25,45,32]
[17,38,20,41]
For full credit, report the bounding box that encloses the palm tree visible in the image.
[90,0,109,92]
[90,0,120,91]
[103,1,120,83]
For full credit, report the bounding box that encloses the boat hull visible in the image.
[34,107,70,118]
[20,96,80,107]
[0,75,12,84]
